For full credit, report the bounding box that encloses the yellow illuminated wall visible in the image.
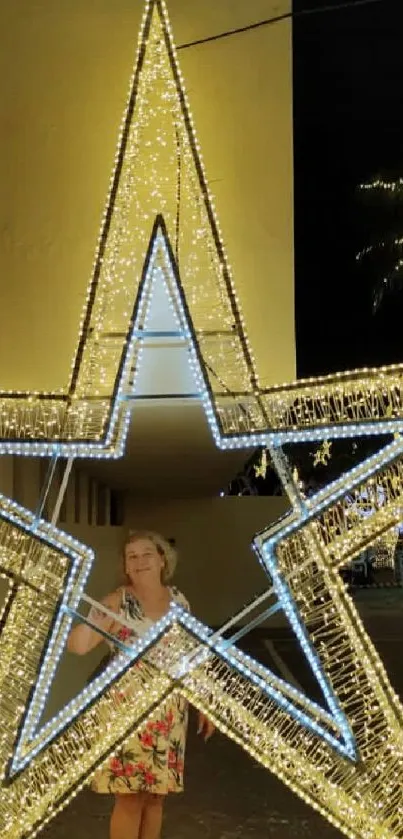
[0,0,293,391]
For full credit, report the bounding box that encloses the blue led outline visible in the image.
[0,3,400,833]
[10,607,178,775]
[9,594,355,778]
[1,218,403,456]
[87,220,222,459]
[2,486,354,771]
[259,437,403,557]
[5,219,395,771]
[0,492,92,560]
[5,221,226,769]
[14,555,92,754]
[4,224,226,768]
[109,247,359,760]
[1,421,403,457]
[7,216,403,775]
[7,229,237,764]
[172,608,356,760]
[0,0,402,455]
[6,489,357,775]
[1,216,399,776]
[0,497,94,772]
[257,545,356,758]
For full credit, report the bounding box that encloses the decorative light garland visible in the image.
[3,27,403,452]
[0,0,258,458]
[357,177,403,311]
[359,177,403,194]
[1,2,403,839]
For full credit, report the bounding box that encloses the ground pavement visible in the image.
[43,590,403,838]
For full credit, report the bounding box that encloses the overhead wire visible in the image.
[177,0,387,51]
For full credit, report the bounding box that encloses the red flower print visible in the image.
[124,763,135,777]
[144,770,157,787]
[110,758,125,776]
[165,710,174,728]
[134,761,147,773]
[117,627,132,642]
[168,749,183,773]
[140,731,154,748]
[154,720,168,735]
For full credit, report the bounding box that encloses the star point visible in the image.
[1,0,403,836]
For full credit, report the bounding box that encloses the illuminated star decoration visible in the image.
[313,439,332,467]
[1,1,403,838]
[254,448,268,479]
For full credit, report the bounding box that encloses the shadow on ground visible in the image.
[43,717,340,839]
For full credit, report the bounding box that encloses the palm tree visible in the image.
[356,176,403,312]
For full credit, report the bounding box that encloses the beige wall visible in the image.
[67,495,289,625]
[0,0,294,725]
[121,496,289,624]
[0,0,294,392]
[0,456,289,625]
[0,458,290,723]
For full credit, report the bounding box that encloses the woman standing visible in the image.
[68,529,213,839]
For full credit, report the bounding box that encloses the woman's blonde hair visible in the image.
[122,529,177,585]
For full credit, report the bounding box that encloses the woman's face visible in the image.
[124,538,164,586]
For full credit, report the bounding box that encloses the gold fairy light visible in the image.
[3,3,403,454]
[2,3,403,839]
[2,441,403,839]
[0,0,258,458]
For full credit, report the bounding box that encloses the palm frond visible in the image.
[357,175,403,312]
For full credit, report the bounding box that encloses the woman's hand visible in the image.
[197,712,215,741]
[67,590,121,655]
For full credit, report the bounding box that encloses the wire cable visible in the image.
[177,0,387,51]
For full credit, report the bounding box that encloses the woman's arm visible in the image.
[67,589,122,656]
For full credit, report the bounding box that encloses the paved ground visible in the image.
[43,592,403,839]
[44,723,341,839]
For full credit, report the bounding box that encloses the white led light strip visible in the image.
[1,2,403,837]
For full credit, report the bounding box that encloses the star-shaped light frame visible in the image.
[1,1,403,838]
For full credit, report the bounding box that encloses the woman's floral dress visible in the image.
[91,586,189,796]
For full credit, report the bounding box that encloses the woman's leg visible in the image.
[110,793,145,839]
[139,793,165,839]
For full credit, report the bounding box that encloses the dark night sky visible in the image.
[293,0,403,377]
